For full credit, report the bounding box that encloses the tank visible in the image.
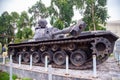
[8,19,118,70]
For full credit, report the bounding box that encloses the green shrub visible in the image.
[0,71,9,80]
[0,71,32,80]
[12,74,18,80]
[0,71,18,80]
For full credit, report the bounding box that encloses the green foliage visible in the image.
[17,11,29,28]
[98,0,107,6]
[49,0,84,28]
[12,74,18,80]
[29,0,108,31]
[22,77,32,80]
[0,11,33,44]
[10,12,19,23]
[53,19,64,29]
[15,27,33,43]
[83,0,108,31]
[14,38,23,43]
[0,71,17,80]
[15,11,33,42]
[51,0,74,27]
[29,0,85,29]
[0,11,15,44]
[16,29,23,39]
[0,71,32,80]
[22,27,33,39]
[28,0,48,18]
[0,71,9,80]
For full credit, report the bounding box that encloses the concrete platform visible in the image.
[0,57,120,80]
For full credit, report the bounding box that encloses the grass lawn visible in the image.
[0,70,32,80]
[0,70,17,80]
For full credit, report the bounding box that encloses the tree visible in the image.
[28,0,48,22]
[10,12,19,23]
[17,11,29,29]
[29,0,108,31]
[15,11,33,42]
[16,29,22,39]
[0,11,15,45]
[29,0,84,29]
[0,11,33,43]
[50,0,74,28]
[22,27,32,39]
[82,0,108,31]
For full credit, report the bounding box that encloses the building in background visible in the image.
[107,20,120,61]
[106,20,120,37]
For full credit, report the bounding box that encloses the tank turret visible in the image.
[33,19,86,40]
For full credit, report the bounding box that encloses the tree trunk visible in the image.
[91,2,96,31]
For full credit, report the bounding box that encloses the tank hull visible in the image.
[8,30,118,70]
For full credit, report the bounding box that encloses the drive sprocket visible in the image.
[91,37,112,57]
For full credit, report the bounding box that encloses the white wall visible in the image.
[106,20,120,37]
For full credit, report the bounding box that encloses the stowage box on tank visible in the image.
[8,19,118,70]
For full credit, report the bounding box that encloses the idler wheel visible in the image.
[41,51,52,64]
[32,51,40,63]
[70,50,86,66]
[53,51,66,65]
[23,52,30,63]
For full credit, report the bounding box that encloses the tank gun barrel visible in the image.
[52,20,86,36]
[52,24,74,35]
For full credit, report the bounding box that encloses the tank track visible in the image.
[8,37,112,70]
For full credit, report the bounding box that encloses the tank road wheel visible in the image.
[23,52,30,63]
[70,50,86,67]
[15,52,22,62]
[67,43,76,51]
[91,37,112,57]
[53,51,66,65]
[32,52,41,63]
[41,51,52,64]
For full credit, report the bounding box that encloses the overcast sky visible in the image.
[0,0,120,21]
